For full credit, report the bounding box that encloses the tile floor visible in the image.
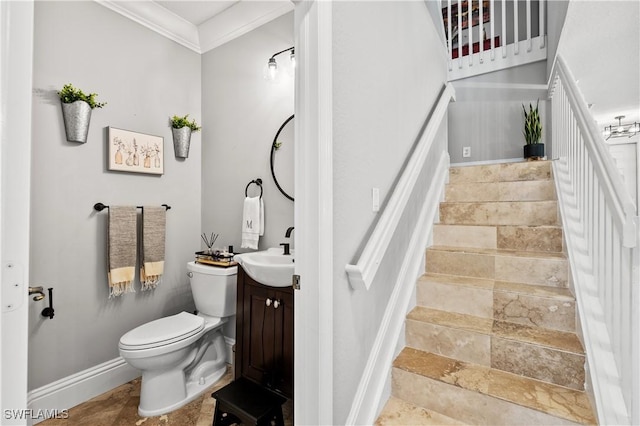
[38,368,293,426]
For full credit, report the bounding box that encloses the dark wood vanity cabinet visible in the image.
[235,266,293,399]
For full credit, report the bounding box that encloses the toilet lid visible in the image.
[119,312,205,350]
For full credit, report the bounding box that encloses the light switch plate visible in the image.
[372,188,380,212]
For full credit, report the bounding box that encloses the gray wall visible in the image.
[29,1,201,390]
[201,13,295,254]
[448,62,548,164]
[331,2,448,422]
[448,97,548,163]
[546,0,569,78]
[445,0,550,164]
[555,1,639,124]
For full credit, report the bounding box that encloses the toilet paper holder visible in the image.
[29,286,55,319]
[41,287,55,320]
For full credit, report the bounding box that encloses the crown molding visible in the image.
[96,0,201,53]
[198,1,293,53]
[95,0,293,55]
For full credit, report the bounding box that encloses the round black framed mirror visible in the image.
[270,114,294,202]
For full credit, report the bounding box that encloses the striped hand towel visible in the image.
[108,206,137,298]
[140,206,166,291]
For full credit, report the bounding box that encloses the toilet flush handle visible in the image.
[187,272,193,278]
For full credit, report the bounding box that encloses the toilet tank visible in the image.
[187,261,237,317]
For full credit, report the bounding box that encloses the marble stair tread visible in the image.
[393,347,596,425]
[426,245,569,288]
[407,306,583,354]
[421,272,574,300]
[433,224,564,253]
[418,273,576,333]
[427,245,567,260]
[494,279,574,300]
[420,272,495,290]
[445,180,556,202]
[449,161,552,184]
[439,200,559,226]
[375,396,468,425]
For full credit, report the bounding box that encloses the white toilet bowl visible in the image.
[119,263,237,417]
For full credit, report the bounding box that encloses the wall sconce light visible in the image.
[603,116,640,140]
[266,46,295,81]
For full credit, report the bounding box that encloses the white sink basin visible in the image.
[235,247,294,287]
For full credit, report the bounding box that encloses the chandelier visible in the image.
[603,116,640,140]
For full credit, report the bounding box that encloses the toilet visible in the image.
[119,261,237,417]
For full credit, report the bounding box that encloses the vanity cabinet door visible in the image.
[236,267,294,399]
[241,281,277,388]
[273,288,293,397]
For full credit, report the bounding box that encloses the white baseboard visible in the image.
[451,157,524,167]
[27,338,236,425]
[27,357,139,425]
[345,150,449,425]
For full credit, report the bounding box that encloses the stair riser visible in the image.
[449,161,551,184]
[434,224,564,253]
[440,201,559,226]
[392,368,581,425]
[498,226,564,253]
[445,180,556,202]
[406,319,491,366]
[426,250,569,287]
[417,279,493,318]
[492,339,585,390]
[417,279,576,332]
[494,291,576,332]
[406,320,583,389]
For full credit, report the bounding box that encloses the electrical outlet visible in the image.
[462,147,471,158]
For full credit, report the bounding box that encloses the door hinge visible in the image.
[292,274,301,290]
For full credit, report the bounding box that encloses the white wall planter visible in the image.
[172,127,192,158]
[61,100,92,143]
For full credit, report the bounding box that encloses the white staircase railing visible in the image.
[442,0,547,81]
[549,55,640,426]
[345,82,455,424]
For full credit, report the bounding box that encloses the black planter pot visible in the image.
[524,143,545,159]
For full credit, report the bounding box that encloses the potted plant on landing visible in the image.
[58,83,106,143]
[522,100,544,160]
[170,114,201,158]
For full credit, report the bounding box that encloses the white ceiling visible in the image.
[557,1,640,126]
[98,0,293,54]
[154,1,238,26]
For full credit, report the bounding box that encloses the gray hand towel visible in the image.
[140,206,166,290]
[108,206,137,298]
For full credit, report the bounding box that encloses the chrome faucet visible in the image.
[285,227,294,238]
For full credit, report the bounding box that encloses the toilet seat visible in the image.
[119,312,205,351]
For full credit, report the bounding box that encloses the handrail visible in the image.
[549,56,638,248]
[549,53,640,425]
[345,83,456,290]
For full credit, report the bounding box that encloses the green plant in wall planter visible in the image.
[58,83,106,143]
[523,100,544,160]
[170,114,201,159]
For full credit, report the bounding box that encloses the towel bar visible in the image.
[93,203,171,212]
